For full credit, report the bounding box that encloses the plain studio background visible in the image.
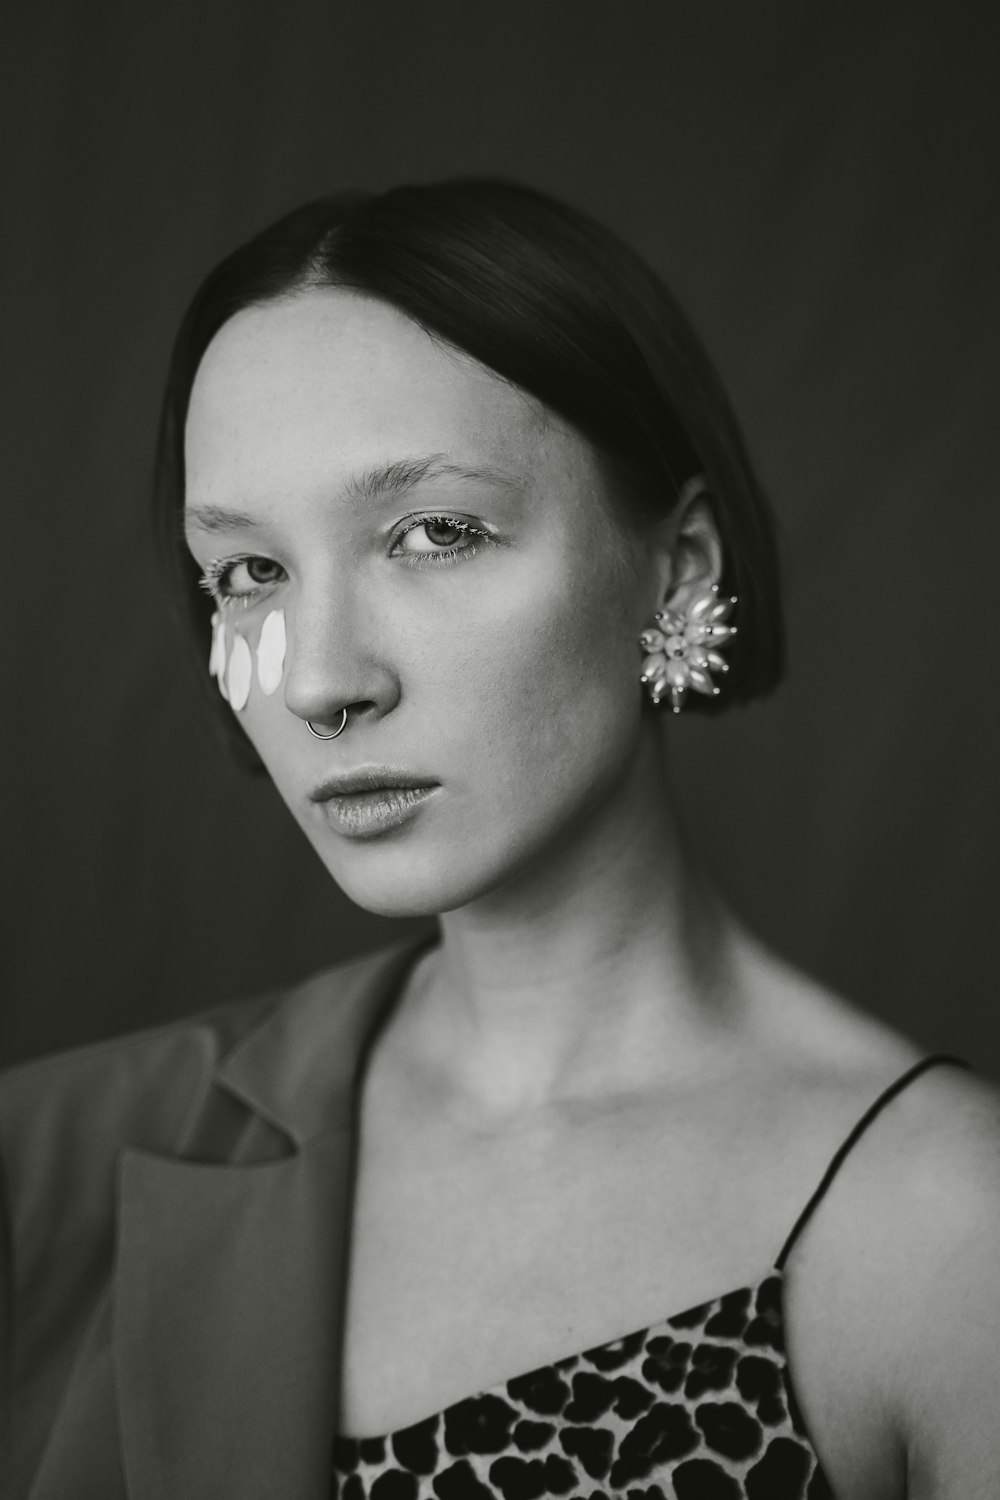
[1,0,997,1074]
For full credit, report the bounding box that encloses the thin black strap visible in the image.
[774,1053,972,1269]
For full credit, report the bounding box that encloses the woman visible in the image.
[2,177,998,1500]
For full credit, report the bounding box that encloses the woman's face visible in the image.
[183,289,661,917]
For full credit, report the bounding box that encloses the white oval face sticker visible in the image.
[226,632,253,711]
[256,608,286,695]
[209,612,226,682]
[214,616,229,701]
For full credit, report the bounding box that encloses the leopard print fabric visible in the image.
[331,1263,834,1499]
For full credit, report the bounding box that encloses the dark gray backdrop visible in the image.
[3,0,998,1072]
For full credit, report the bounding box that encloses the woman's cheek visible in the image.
[450,560,632,788]
[499,545,633,709]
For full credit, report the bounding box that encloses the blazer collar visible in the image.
[216,930,440,1144]
[112,931,437,1500]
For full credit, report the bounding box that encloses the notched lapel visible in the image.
[115,1131,350,1500]
[111,935,438,1499]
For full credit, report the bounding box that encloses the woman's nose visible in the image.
[281,590,399,730]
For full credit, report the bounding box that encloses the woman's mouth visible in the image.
[316,784,440,839]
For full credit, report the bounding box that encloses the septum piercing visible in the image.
[306,711,349,740]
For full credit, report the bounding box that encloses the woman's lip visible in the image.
[308,768,439,801]
[318,784,439,838]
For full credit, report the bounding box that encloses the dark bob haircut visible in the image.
[153,175,785,776]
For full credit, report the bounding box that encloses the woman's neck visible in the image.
[383,733,749,1128]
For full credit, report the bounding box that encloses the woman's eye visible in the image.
[199,518,489,605]
[199,556,284,606]
[392,515,487,561]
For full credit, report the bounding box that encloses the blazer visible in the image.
[0,935,435,1500]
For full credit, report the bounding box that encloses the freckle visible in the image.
[226,632,253,711]
[256,608,286,695]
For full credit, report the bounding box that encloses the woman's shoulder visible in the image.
[783,1045,1000,1495]
[745,936,1000,1279]
[0,938,422,1327]
[1,990,268,1112]
[0,939,417,1155]
[735,927,990,1120]
[748,952,1000,1496]
[769,966,1000,1279]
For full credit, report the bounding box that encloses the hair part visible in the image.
[153,175,785,775]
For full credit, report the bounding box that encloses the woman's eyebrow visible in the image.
[342,452,524,503]
[183,452,524,537]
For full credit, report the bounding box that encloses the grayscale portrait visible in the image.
[3,5,998,1498]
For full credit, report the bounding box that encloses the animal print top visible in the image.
[331,1054,969,1499]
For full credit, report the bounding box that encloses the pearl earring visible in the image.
[638,584,738,713]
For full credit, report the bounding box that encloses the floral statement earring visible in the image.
[638,584,738,713]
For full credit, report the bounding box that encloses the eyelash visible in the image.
[196,514,492,610]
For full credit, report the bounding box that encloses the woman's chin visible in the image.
[310,838,504,921]
[299,790,573,920]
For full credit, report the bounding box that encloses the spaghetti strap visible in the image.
[774,1052,972,1269]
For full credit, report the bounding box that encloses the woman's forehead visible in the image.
[183,289,574,515]
[187,292,542,460]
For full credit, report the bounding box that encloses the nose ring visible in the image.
[306,710,348,740]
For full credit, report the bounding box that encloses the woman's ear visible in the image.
[637,482,736,712]
[646,480,724,615]
[669,491,724,605]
